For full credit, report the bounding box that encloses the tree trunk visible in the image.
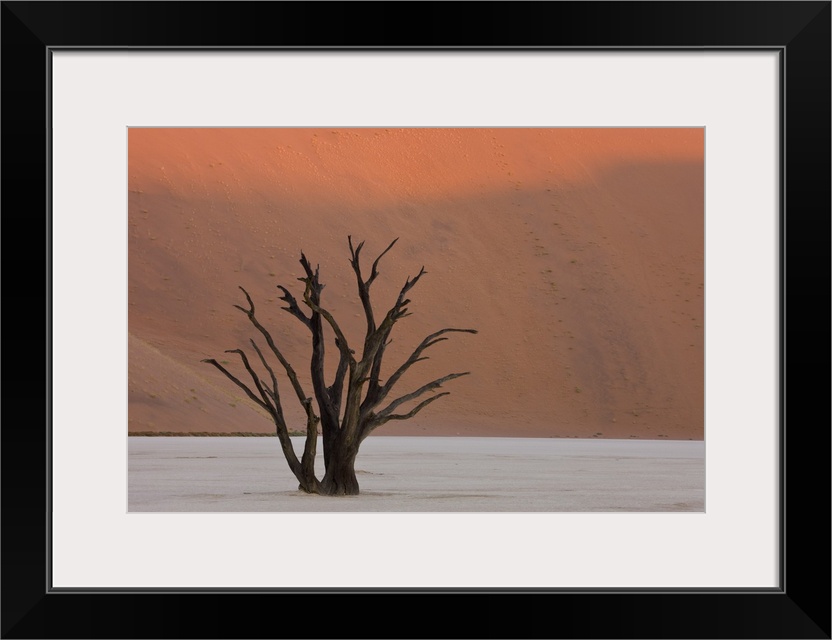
[320,446,359,496]
[297,474,321,495]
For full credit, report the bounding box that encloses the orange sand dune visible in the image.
[128,128,703,439]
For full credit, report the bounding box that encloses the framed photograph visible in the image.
[3,2,829,638]
[124,124,707,515]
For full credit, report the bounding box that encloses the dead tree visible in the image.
[202,237,476,495]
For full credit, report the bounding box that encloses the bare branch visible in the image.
[381,392,450,422]
[224,348,275,413]
[201,358,271,414]
[235,286,257,314]
[233,287,315,410]
[276,285,312,330]
[262,385,278,405]
[372,266,428,339]
[357,265,430,373]
[367,237,399,287]
[328,337,350,411]
[231,291,321,486]
[360,333,394,413]
[348,236,376,335]
[302,279,355,366]
[290,256,341,441]
[348,237,397,338]
[368,328,478,411]
[249,339,283,416]
[203,356,306,480]
[401,266,426,296]
[375,372,470,422]
[348,236,364,264]
[299,253,323,293]
[298,254,327,305]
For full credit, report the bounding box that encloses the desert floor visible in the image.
[128,436,704,512]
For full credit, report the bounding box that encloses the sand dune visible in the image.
[128,128,703,439]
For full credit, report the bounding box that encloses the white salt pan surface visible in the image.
[128,437,704,512]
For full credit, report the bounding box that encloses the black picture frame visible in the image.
[2,2,829,638]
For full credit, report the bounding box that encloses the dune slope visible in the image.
[128,128,704,439]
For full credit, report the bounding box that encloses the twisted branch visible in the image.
[249,339,283,416]
[201,357,272,415]
[301,280,355,368]
[380,392,450,422]
[235,286,314,411]
[349,236,399,336]
[373,371,470,425]
[276,285,311,330]
[363,328,477,414]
